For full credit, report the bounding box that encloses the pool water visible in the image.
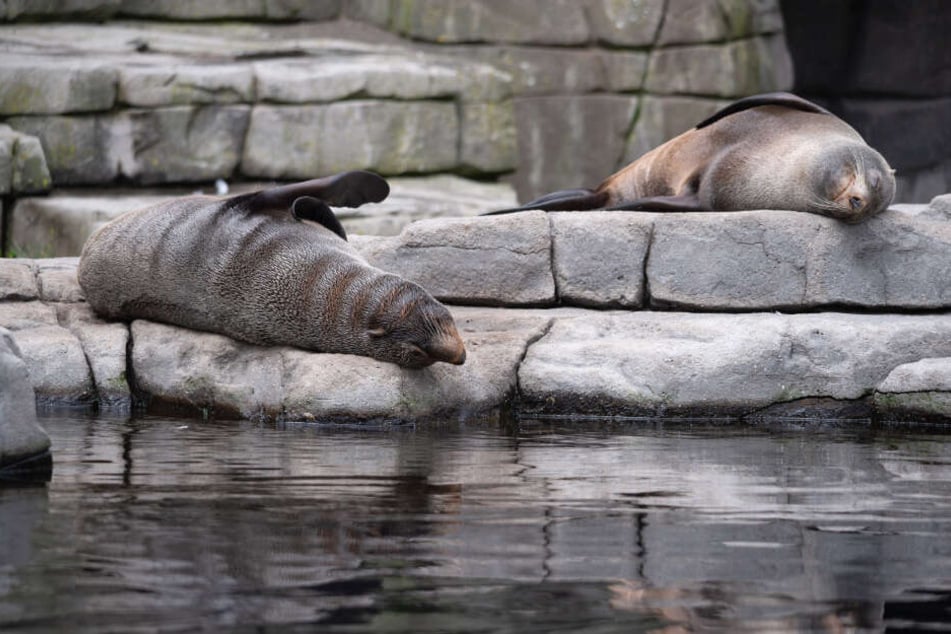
[1,413,950,632]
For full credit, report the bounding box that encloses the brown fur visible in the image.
[78,172,466,369]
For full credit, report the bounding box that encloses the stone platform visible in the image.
[2,195,951,425]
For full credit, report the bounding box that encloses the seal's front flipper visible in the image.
[249,171,390,213]
[483,189,609,215]
[607,194,706,212]
[292,196,348,241]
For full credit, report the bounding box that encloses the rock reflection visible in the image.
[0,414,947,632]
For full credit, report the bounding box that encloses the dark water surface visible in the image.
[1,414,950,633]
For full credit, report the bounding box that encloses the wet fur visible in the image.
[79,172,465,369]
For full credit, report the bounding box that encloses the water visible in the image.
[1,414,950,633]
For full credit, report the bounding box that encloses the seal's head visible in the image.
[812,143,896,223]
[366,280,466,369]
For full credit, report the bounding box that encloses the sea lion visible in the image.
[78,171,466,369]
[489,93,895,223]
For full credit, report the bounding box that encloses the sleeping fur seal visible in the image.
[78,171,466,369]
[489,93,895,223]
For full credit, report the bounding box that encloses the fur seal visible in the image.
[490,93,895,223]
[78,171,466,369]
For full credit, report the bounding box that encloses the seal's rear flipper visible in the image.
[695,92,833,129]
[250,171,390,212]
[483,189,609,215]
[292,196,348,241]
[607,194,706,212]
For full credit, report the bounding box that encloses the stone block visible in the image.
[518,311,951,417]
[34,258,83,303]
[118,0,341,20]
[0,327,50,473]
[0,57,116,115]
[599,51,649,93]
[0,302,95,406]
[6,114,120,186]
[57,303,130,410]
[0,259,37,301]
[657,0,783,45]
[2,0,119,20]
[119,106,250,184]
[459,101,517,175]
[512,95,638,201]
[0,126,52,195]
[622,95,727,164]
[550,212,652,308]
[390,0,589,45]
[242,101,458,179]
[8,193,171,259]
[587,0,665,46]
[352,211,555,307]
[645,35,793,98]
[455,47,606,96]
[118,64,254,107]
[342,0,391,26]
[254,55,509,104]
[875,357,951,421]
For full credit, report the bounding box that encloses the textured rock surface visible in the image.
[0,327,51,473]
[353,211,555,307]
[875,358,951,422]
[518,312,951,418]
[0,125,52,195]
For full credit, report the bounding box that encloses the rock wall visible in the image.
[2,197,951,424]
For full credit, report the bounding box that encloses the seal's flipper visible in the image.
[292,196,348,241]
[696,92,833,129]
[606,194,706,212]
[483,189,609,215]
[249,171,390,213]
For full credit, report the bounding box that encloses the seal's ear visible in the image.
[696,92,833,129]
[606,194,706,212]
[483,188,609,215]
[292,196,348,241]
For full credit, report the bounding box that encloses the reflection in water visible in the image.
[0,414,949,632]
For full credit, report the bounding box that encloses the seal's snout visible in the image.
[426,330,467,366]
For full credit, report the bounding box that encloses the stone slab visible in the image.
[874,357,951,421]
[242,101,458,179]
[0,327,50,473]
[57,303,130,409]
[0,56,117,115]
[588,0,665,47]
[118,64,255,107]
[0,126,52,195]
[657,0,784,45]
[518,311,951,418]
[353,211,555,307]
[0,259,37,300]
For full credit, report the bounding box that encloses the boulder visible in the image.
[130,307,552,421]
[875,358,951,422]
[0,327,51,476]
[242,101,458,179]
[518,311,951,418]
[353,211,554,307]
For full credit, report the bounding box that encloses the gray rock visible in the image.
[343,0,391,26]
[118,64,254,107]
[118,0,341,20]
[512,95,638,201]
[875,357,951,421]
[0,302,95,406]
[587,0,666,46]
[8,193,171,259]
[930,193,951,218]
[0,56,116,115]
[551,212,652,308]
[242,102,458,179]
[647,208,951,311]
[459,101,518,174]
[645,35,793,97]
[622,96,728,164]
[119,106,251,184]
[353,211,555,307]
[0,259,37,300]
[656,0,782,45]
[454,47,606,96]
[34,258,83,303]
[57,303,130,410]
[6,114,121,185]
[3,0,119,20]
[599,51,650,93]
[390,0,590,45]
[0,327,50,473]
[0,126,52,195]
[518,311,951,417]
[130,307,551,421]
[254,55,509,103]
